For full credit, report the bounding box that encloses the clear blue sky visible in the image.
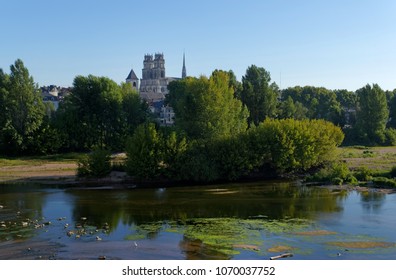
[1,0,395,91]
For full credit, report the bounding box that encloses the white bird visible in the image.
[134,242,138,247]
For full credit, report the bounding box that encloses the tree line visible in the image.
[1,59,394,181]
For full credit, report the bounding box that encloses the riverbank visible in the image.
[1,146,396,191]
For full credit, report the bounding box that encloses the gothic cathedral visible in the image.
[126,53,186,125]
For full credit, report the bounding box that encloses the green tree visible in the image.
[54,76,148,151]
[282,86,342,124]
[120,82,150,136]
[253,119,344,173]
[125,123,163,179]
[355,84,389,144]
[387,89,396,129]
[278,96,308,119]
[167,71,248,141]
[240,65,278,126]
[0,59,45,155]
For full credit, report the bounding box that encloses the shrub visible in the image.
[354,167,373,181]
[307,161,353,185]
[125,123,163,179]
[389,166,396,178]
[77,156,91,177]
[385,128,396,146]
[77,148,111,178]
[331,177,343,185]
[372,177,396,188]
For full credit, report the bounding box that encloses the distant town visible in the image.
[41,53,185,126]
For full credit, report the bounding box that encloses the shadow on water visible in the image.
[1,181,395,259]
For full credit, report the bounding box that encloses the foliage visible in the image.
[161,131,188,179]
[389,166,396,178]
[372,177,396,188]
[54,76,149,152]
[354,84,389,145]
[307,161,358,185]
[77,148,111,178]
[167,71,248,141]
[123,118,344,182]
[384,128,396,146]
[354,167,373,181]
[281,86,343,125]
[0,59,45,155]
[125,123,163,179]
[278,96,308,120]
[240,65,278,126]
[253,119,344,173]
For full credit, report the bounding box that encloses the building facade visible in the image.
[126,53,186,126]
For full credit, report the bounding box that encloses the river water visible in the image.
[0,181,395,260]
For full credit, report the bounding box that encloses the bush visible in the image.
[307,161,353,185]
[331,177,343,185]
[77,156,91,177]
[125,123,163,179]
[385,128,396,146]
[77,148,111,178]
[389,166,396,178]
[372,177,396,188]
[354,167,373,181]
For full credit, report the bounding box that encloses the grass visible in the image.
[0,153,84,168]
[339,146,396,173]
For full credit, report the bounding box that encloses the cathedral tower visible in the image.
[126,69,139,92]
[182,52,187,78]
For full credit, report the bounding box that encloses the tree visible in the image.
[120,83,150,135]
[240,65,278,126]
[278,96,308,119]
[354,84,389,144]
[125,123,163,179]
[167,71,248,141]
[0,59,45,155]
[387,89,396,129]
[54,76,148,151]
[281,86,342,124]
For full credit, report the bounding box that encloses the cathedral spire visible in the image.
[182,52,187,78]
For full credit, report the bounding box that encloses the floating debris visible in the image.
[43,221,51,226]
[102,223,110,230]
[81,217,87,221]
[270,253,294,260]
[96,236,102,241]
[64,223,69,229]
[21,222,28,227]
[67,231,75,237]
[98,256,106,260]
[0,205,4,209]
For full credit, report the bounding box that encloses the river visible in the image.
[0,181,395,260]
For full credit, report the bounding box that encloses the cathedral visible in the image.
[126,53,186,125]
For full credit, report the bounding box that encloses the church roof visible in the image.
[126,69,138,80]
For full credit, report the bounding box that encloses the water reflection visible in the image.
[0,182,395,259]
[359,191,385,213]
[66,182,347,228]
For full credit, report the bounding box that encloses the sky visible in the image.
[1,0,395,91]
